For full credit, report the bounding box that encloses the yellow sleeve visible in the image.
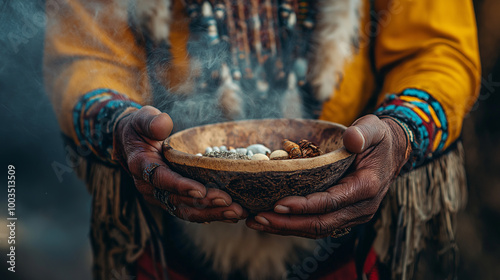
[43,0,149,142]
[374,0,481,149]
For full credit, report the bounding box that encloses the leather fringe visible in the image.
[75,141,467,280]
[75,158,153,280]
[373,142,467,280]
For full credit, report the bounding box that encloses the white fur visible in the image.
[129,0,171,44]
[131,0,362,102]
[181,220,317,279]
[130,0,362,277]
[308,0,362,101]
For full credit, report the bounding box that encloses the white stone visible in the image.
[236,148,247,155]
[269,150,289,160]
[246,144,271,155]
[251,154,270,161]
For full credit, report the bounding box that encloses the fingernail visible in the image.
[212,198,229,207]
[354,126,365,151]
[221,220,238,224]
[223,211,240,219]
[188,190,204,198]
[274,205,290,214]
[255,215,270,226]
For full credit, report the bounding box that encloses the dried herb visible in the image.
[298,139,323,158]
[204,151,250,160]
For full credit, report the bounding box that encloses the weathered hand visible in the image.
[114,106,247,223]
[246,114,409,238]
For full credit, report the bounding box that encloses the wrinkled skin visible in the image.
[114,107,408,235]
[114,106,248,223]
[245,114,409,238]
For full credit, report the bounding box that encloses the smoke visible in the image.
[137,0,314,133]
[148,31,307,133]
[0,1,94,280]
[151,65,298,133]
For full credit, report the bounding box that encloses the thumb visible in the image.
[131,106,174,141]
[343,114,386,153]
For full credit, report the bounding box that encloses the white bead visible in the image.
[213,146,220,152]
[196,153,203,156]
[220,145,228,151]
[229,148,236,153]
[247,150,254,157]
[205,147,213,153]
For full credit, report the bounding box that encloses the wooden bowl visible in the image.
[162,119,355,213]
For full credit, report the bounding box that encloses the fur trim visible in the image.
[181,220,316,280]
[308,0,362,101]
[128,0,172,46]
[133,0,362,102]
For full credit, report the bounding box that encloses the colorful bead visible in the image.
[72,89,142,164]
[375,88,448,169]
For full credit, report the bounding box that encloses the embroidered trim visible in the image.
[72,89,142,164]
[375,88,448,169]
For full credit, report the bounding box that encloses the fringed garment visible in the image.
[71,0,468,279]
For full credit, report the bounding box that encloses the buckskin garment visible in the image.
[44,0,480,279]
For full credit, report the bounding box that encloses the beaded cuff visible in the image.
[72,89,142,164]
[375,88,448,169]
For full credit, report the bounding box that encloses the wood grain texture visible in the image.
[163,119,355,212]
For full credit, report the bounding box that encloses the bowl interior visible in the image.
[168,119,346,156]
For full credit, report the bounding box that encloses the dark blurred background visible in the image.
[0,1,91,280]
[0,1,499,279]
[458,1,500,278]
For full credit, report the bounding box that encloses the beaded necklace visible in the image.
[148,0,321,129]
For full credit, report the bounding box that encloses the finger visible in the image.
[274,168,382,215]
[343,114,386,153]
[129,153,206,197]
[152,165,206,197]
[131,106,174,141]
[169,187,233,208]
[247,201,377,238]
[142,188,248,222]
[175,201,248,223]
[139,184,165,208]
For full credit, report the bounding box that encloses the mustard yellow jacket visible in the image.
[44,0,481,152]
